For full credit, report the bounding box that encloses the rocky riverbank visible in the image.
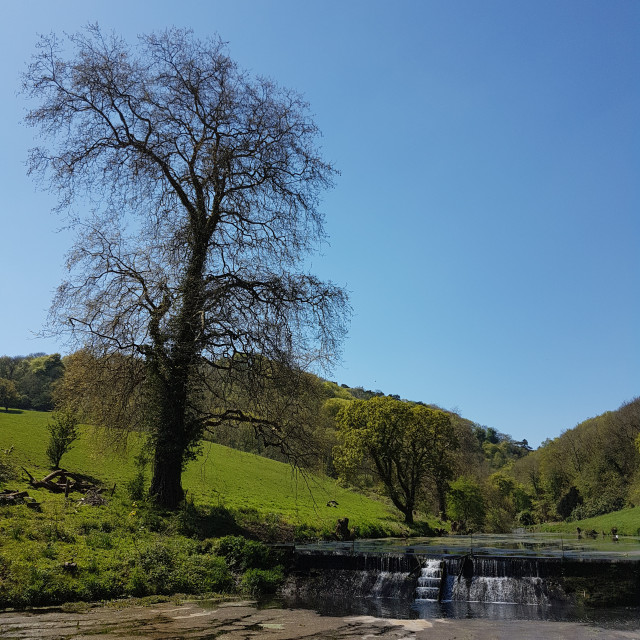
[1,598,639,639]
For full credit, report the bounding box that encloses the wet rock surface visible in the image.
[1,599,639,640]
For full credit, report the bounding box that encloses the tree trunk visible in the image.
[437,485,448,520]
[146,240,207,509]
[146,366,189,509]
[149,439,185,509]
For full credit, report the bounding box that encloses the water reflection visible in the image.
[273,594,640,631]
[297,532,640,559]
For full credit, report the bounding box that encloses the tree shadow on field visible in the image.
[2,409,24,415]
[178,503,247,539]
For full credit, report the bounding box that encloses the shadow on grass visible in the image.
[178,503,247,539]
[2,409,24,415]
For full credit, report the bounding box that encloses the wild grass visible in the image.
[0,409,407,537]
[539,506,640,537]
[0,408,432,608]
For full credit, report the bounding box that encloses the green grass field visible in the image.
[0,408,421,607]
[0,409,404,536]
[539,507,640,537]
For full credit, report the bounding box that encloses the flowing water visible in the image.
[414,558,443,601]
[281,533,640,629]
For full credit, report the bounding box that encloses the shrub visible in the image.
[517,510,535,526]
[128,538,233,596]
[172,555,233,594]
[240,566,284,595]
[76,570,122,601]
[126,472,146,502]
[213,536,272,570]
[45,409,79,468]
[125,451,150,501]
[127,566,148,596]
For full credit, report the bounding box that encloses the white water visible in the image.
[447,575,549,605]
[414,559,443,601]
[414,557,550,606]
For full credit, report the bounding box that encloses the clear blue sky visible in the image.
[1,1,638,447]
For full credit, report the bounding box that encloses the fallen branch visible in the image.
[22,468,99,494]
[0,489,41,510]
[0,490,29,504]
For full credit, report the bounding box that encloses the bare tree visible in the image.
[24,26,348,508]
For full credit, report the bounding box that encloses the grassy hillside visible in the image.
[0,408,425,608]
[0,409,406,537]
[539,507,640,537]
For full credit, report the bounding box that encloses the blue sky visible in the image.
[1,1,638,447]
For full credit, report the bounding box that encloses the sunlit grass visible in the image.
[539,506,640,537]
[0,409,402,534]
[0,408,416,607]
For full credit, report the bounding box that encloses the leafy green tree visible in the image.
[334,396,456,524]
[510,397,640,521]
[447,476,486,531]
[0,356,22,382]
[45,409,80,469]
[0,354,65,410]
[18,354,65,410]
[483,472,532,532]
[24,27,347,508]
[0,378,20,412]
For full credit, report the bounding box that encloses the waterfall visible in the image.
[286,550,419,603]
[417,555,551,605]
[414,559,443,601]
[448,574,549,604]
[289,546,639,618]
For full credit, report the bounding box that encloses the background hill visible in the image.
[1,351,638,532]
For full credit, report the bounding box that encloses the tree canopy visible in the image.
[0,354,64,411]
[0,379,20,412]
[334,396,457,524]
[511,397,640,522]
[24,26,348,508]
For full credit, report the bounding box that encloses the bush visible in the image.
[76,569,122,601]
[173,555,233,594]
[213,535,273,570]
[129,539,234,596]
[126,472,147,502]
[517,510,536,526]
[240,566,284,595]
[125,451,149,501]
[45,409,79,468]
[127,566,148,596]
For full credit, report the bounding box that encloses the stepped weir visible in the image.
[284,541,640,617]
[415,555,552,605]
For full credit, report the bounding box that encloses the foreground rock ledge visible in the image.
[0,599,637,639]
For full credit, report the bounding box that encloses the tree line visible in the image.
[2,348,636,532]
[0,353,64,411]
[510,397,640,524]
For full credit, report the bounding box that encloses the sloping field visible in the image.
[540,506,640,537]
[0,409,400,534]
